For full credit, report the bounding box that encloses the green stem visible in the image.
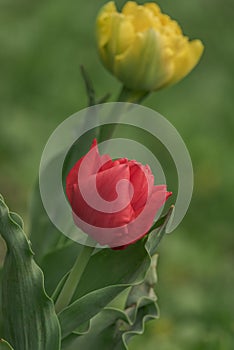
[98,86,149,142]
[55,241,95,313]
[117,86,149,104]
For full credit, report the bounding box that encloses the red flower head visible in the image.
[66,139,172,249]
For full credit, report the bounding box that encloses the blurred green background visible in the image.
[0,0,234,349]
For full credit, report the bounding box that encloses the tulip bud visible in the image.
[96,1,204,91]
[66,139,172,249]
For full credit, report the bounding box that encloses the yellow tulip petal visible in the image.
[96,1,117,48]
[123,2,155,32]
[114,29,172,91]
[168,39,204,86]
[122,1,139,15]
[107,14,135,56]
[131,7,155,32]
[100,1,116,14]
[97,12,135,71]
[144,2,161,16]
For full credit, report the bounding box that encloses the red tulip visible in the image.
[66,139,171,249]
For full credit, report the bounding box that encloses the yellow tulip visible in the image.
[96,1,204,91]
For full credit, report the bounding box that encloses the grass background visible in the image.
[0,0,234,348]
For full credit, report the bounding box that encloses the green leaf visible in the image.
[80,65,111,106]
[122,301,159,348]
[59,285,126,339]
[58,240,150,339]
[40,243,82,296]
[60,256,159,350]
[61,308,130,350]
[126,254,158,311]
[0,195,61,350]
[28,181,65,264]
[121,254,159,346]
[146,205,175,256]
[61,301,158,350]
[0,339,14,349]
[80,65,96,106]
[71,240,149,301]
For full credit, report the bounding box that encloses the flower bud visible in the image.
[96,1,204,91]
[66,139,172,249]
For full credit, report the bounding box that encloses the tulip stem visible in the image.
[55,239,95,313]
[117,86,149,104]
[98,85,149,142]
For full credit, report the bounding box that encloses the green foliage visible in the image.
[0,195,61,350]
[57,239,150,340]
[28,181,63,264]
[0,193,173,350]
[60,255,161,350]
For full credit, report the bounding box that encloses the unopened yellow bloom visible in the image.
[96,1,204,91]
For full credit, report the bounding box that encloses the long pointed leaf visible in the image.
[0,195,61,350]
[58,240,150,339]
